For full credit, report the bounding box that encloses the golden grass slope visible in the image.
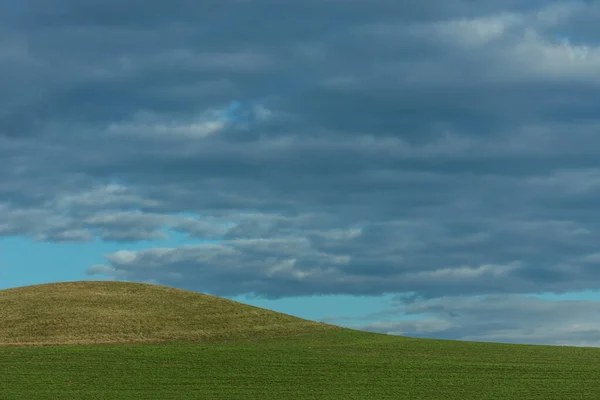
[0,280,341,347]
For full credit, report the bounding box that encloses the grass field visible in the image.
[1,281,600,399]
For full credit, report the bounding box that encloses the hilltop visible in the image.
[0,280,341,346]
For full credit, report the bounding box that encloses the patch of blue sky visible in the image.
[230,293,432,326]
[0,227,216,291]
[217,100,256,125]
[233,293,392,324]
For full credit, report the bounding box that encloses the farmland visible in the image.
[1,281,599,399]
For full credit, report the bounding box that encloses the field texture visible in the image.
[1,281,599,399]
[2,329,600,399]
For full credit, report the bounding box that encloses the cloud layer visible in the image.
[3,0,600,345]
[349,294,600,347]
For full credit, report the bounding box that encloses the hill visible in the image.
[0,280,341,346]
[2,281,600,398]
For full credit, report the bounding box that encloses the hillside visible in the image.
[3,281,600,399]
[0,280,341,346]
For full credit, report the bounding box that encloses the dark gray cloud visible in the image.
[3,0,600,347]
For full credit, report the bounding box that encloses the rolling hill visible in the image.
[2,281,600,399]
[0,280,341,346]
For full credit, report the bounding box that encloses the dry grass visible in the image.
[0,280,341,347]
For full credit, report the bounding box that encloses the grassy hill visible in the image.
[0,280,340,346]
[1,280,600,399]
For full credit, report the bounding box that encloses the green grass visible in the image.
[1,281,600,399]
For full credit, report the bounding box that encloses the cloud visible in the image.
[350,295,600,347]
[3,0,600,315]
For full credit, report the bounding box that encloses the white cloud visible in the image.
[352,295,600,347]
[510,29,600,79]
[435,13,522,46]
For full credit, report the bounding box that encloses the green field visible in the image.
[1,281,599,399]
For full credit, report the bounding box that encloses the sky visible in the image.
[2,0,600,347]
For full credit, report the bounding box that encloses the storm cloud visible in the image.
[3,0,600,345]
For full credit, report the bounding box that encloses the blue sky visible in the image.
[2,0,600,347]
